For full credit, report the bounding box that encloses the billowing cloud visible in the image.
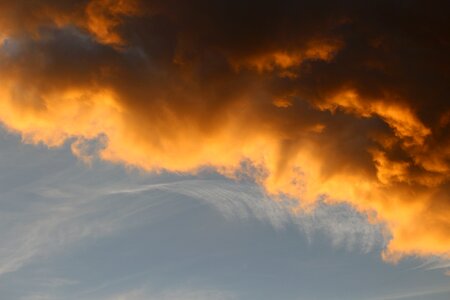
[0,0,450,260]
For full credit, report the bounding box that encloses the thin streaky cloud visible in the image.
[107,178,384,252]
[105,286,237,300]
[0,171,383,277]
[365,285,450,300]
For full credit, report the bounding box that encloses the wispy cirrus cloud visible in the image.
[109,179,384,252]
[365,285,450,300]
[0,175,384,278]
[107,286,236,300]
[0,132,383,279]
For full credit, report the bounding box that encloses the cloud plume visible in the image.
[0,0,450,260]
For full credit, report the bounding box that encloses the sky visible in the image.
[0,0,450,299]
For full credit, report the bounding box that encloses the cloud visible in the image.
[0,0,449,260]
[0,168,382,277]
[109,179,384,252]
[413,256,450,274]
[107,287,236,300]
[0,187,127,276]
[365,285,450,300]
[0,137,383,290]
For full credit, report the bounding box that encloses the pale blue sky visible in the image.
[0,128,449,300]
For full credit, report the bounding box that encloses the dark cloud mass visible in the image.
[0,0,450,259]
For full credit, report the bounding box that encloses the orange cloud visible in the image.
[1,0,450,262]
[318,90,431,146]
[85,0,141,45]
[231,39,341,73]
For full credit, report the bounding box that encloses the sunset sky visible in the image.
[1,0,450,299]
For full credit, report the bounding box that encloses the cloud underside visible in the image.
[0,0,450,259]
